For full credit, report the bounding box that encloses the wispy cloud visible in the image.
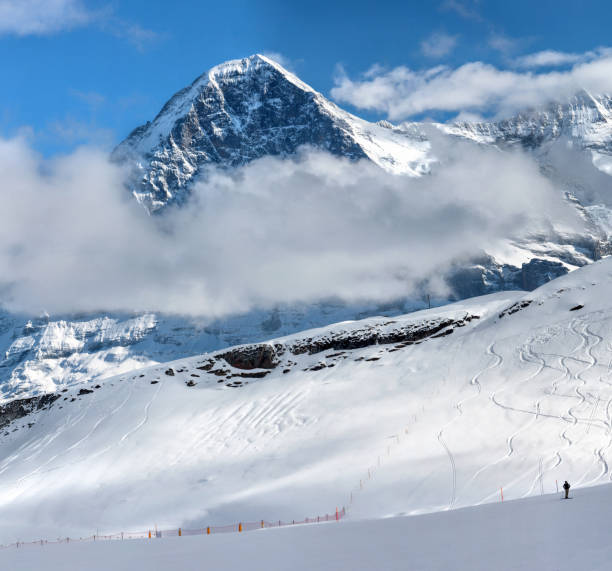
[45,117,115,147]
[261,51,293,70]
[69,89,106,107]
[488,32,523,55]
[103,19,161,52]
[421,32,458,59]
[331,48,612,120]
[0,0,160,50]
[439,0,482,22]
[514,49,599,69]
[0,0,91,36]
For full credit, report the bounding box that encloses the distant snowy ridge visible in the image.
[438,90,612,151]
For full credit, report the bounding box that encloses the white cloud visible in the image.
[421,32,458,59]
[439,0,482,21]
[0,137,578,318]
[488,33,523,55]
[331,49,612,120]
[515,49,591,69]
[261,52,293,70]
[0,0,159,49]
[0,0,91,36]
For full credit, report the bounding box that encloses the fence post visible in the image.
[178,528,182,537]
[238,523,242,533]
[556,480,559,493]
[261,520,264,529]
[500,488,504,502]
[206,526,210,535]
[148,530,151,539]
[336,507,339,521]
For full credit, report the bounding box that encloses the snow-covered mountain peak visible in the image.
[113,55,432,211]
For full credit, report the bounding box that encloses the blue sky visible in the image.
[2,0,612,155]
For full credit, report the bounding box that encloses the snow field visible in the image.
[3,484,612,571]
[1,259,612,552]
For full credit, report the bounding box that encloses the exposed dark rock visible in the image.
[570,304,584,311]
[211,369,230,377]
[230,371,270,379]
[78,388,93,395]
[499,300,533,319]
[290,315,478,356]
[165,368,175,376]
[309,363,327,371]
[150,380,159,384]
[0,393,60,431]
[220,344,283,370]
[185,380,196,387]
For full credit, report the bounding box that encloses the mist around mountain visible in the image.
[1,54,611,400]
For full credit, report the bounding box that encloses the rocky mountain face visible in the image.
[2,55,612,402]
[439,91,612,152]
[113,54,431,211]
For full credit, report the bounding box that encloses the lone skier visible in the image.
[563,480,570,499]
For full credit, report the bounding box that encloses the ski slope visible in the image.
[1,258,612,547]
[4,484,612,571]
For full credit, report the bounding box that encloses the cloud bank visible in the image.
[0,136,578,318]
[331,48,612,120]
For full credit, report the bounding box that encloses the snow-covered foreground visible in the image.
[3,484,612,571]
[1,258,612,550]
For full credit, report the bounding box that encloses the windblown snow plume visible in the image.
[0,136,579,317]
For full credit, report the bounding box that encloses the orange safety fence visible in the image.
[0,507,347,550]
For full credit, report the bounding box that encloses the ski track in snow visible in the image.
[118,375,164,444]
[438,342,501,508]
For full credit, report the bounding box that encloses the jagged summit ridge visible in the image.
[113,54,431,211]
[439,90,612,151]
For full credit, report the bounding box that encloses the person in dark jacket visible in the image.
[563,480,570,499]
